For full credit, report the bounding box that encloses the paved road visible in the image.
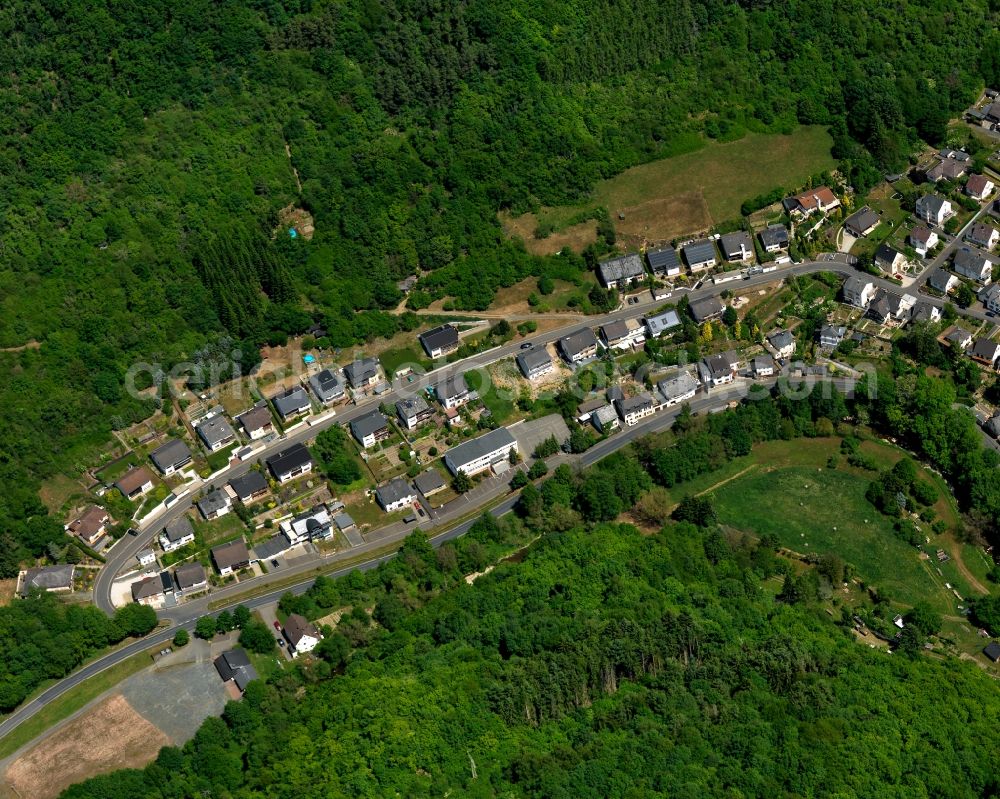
[94,216,1000,617]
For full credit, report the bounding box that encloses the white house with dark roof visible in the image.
[228,471,268,503]
[265,443,314,483]
[719,231,754,263]
[281,504,334,545]
[270,385,311,420]
[915,195,953,226]
[237,404,274,440]
[699,353,736,387]
[396,395,434,430]
[968,223,999,250]
[843,206,880,238]
[953,247,993,284]
[819,324,846,349]
[644,310,681,338]
[752,355,775,377]
[911,302,941,324]
[344,357,381,389]
[197,489,232,520]
[657,371,699,407]
[966,174,995,201]
[767,330,796,359]
[909,226,938,257]
[350,410,391,449]
[557,328,599,364]
[980,284,1000,315]
[283,614,321,657]
[875,244,906,274]
[435,374,475,409]
[418,325,460,359]
[196,413,237,453]
[646,246,681,276]
[600,319,645,351]
[596,254,646,289]
[516,348,554,380]
[115,466,154,500]
[375,478,417,513]
[614,394,658,426]
[308,369,345,405]
[927,267,958,294]
[174,562,207,594]
[689,296,724,323]
[970,338,1000,368]
[444,428,518,477]
[17,565,75,598]
[150,439,192,476]
[682,239,718,272]
[414,469,447,497]
[758,224,789,252]
[945,327,973,350]
[842,276,875,308]
[159,517,195,553]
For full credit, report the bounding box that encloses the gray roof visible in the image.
[446,427,516,471]
[615,393,655,415]
[396,395,430,420]
[842,275,872,296]
[683,239,718,266]
[150,439,192,472]
[768,330,795,350]
[969,222,998,245]
[917,194,949,218]
[344,357,380,386]
[719,231,753,258]
[419,324,459,355]
[20,565,74,595]
[946,327,972,344]
[174,562,207,591]
[644,310,681,336]
[516,348,553,374]
[414,468,447,495]
[657,371,699,402]
[939,148,970,162]
[646,246,679,273]
[131,574,163,602]
[703,353,732,378]
[271,386,311,418]
[284,613,320,647]
[376,477,416,507]
[253,533,292,560]
[350,410,389,440]
[911,302,939,322]
[197,490,230,517]
[229,470,268,500]
[928,268,956,292]
[597,254,646,284]
[819,324,846,342]
[689,296,724,322]
[211,538,251,571]
[333,512,356,531]
[309,369,345,403]
[875,243,903,266]
[954,246,991,275]
[233,664,259,692]
[196,415,236,449]
[752,355,775,372]
[436,373,469,402]
[265,443,313,478]
[163,516,195,544]
[600,320,630,342]
[759,224,789,249]
[844,206,880,233]
[558,328,598,359]
[971,338,1000,361]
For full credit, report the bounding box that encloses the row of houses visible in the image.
[842,276,943,327]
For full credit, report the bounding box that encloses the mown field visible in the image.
[502,126,836,253]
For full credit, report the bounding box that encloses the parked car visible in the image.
[272,620,281,631]
[520,342,533,350]
[270,558,279,568]
[277,639,286,648]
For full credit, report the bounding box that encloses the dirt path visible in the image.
[284,141,302,194]
[948,541,990,596]
[695,465,759,497]
[0,340,40,353]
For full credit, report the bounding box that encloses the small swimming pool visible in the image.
[303,354,315,364]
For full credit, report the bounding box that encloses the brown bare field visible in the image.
[612,192,713,249]
[499,211,598,256]
[0,580,15,608]
[37,474,86,516]
[5,695,168,799]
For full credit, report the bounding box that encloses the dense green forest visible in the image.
[61,386,1000,798]
[2,2,999,561]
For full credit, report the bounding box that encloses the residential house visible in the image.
[131,574,166,607]
[646,246,681,276]
[414,469,447,497]
[767,329,796,359]
[719,231,754,263]
[197,489,232,520]
[911,302,941,323]
[915,194,953,226]
[435,374,475,409]
[174,562,208,594]
[214,648,258,695]
[211,538,251,576]
[308,369,345,405]
[643,310,681,338]
[195,414,237,453]
[752,355,775,378]
[350,410,391,449]
[150,439,192,476]
[699,353,736,387]
[909,226,938,257]
[875,243,906,273]
[971,338,1000,368]
[682,239,719,272]
[516,348,554,380]
[159,516,195,553]
[819,324,846,349]
[253,534,291,562]
[968,222,1000,250]
[444,427,518,477]
[843,206,881,238]
[614,393,658,427]
[980,283,1000,314]
[396,396,434,430]
[137,549,156,568]
[266,443,314,483]
[228,471,268,503]
[591,404,620,433]
[271,386,311,420]
[926,156,968,182]
[597,254,646,288]
[576,397,606,423]
[984,642,1000,663]
[281,504,335,545]
[344,357,381,390]
[557,328,599,364]
[938,148,971,162]
[927,267,959,294]
[966,174,995,201]
[784,186,840,216]
[945,327,973,350]
[333,512,356,534]
[886,291,917,321]
[953,247,993,284]
[600,319,646,351]
[418,324,460,358]
[115,466,155,500]
[689,296,725,323]
[236,404,274,440]
[66,505,111,547]
[375,478,418,513]
[283,614,321,657]
[759,224,790,252]
[987,102,1000,124]
[865,290,893,324]
[17,565,74,598]
[842,276,875,308]
[657,371,699,407]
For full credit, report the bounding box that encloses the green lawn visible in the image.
[0,649,153,760]
[95,452,142,484]
[380,345,432,377]
[464,370,517,425]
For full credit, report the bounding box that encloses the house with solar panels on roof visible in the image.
[596,254,646,289]
[645,246,681,276]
